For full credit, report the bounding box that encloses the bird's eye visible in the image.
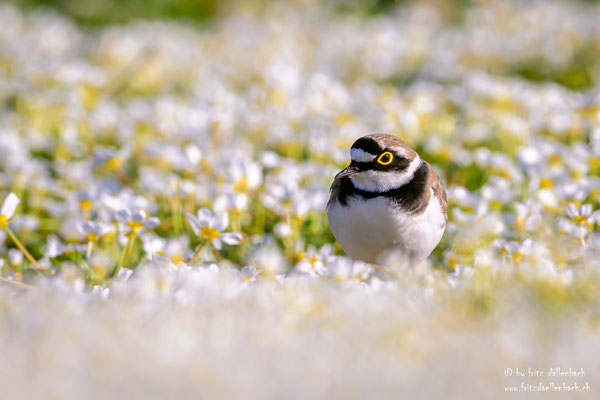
[377,152,393,165]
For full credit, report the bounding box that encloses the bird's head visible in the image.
[335,134,422,193]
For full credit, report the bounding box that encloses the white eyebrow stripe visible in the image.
[350,148,376,162]
[387,146,408,158]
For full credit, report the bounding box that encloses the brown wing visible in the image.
[426,162,447,223]
[327,177,342,207]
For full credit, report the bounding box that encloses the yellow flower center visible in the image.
[269,88,288,107]
[291,251,305,264]
[489,199,503,210]
[448,256,459,268]
[80,199,92,210]
[127,221,144,233]
[200,226,220,241]
[170,254,184,265]
[233,177,249,193]
[0,215,7,228]
[515,216,525,232]
[548,154,562,167]
[571,170,584,181]
[539,177,554,189]
[106,157,123,170]
[574,215,588,225]
[511,251,525,264]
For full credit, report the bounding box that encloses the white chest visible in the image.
[327,193,445,266]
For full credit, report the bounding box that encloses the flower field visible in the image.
[1,1,600,398]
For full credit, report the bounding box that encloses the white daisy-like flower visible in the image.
[239,265,258,282]
[116,209,160,235]
[566,202,597,225]
[79,221,115,242]
[0,193,20,227]
[187,208,242,250]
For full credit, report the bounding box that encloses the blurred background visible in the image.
[12,0,472,25]
[8,0,600,92]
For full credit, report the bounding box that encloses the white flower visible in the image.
[295,244,335,277]
[187,208,242,250]
[116,209,160,235]
[9,249,23,267]
[142,234,190,265]
[0,193,20,227]
[566,202,595,224]
[239,265,258,282]
[249,242,287,278]
[79,221,115,242]
[214,193,248,213]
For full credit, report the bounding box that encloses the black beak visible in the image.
[335,163,361,179]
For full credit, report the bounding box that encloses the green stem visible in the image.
[173,196,183,236]
[3,226,43,271]
[254,201,265,235]
[579,225,587,250]
[126,233,138,263]
[113,232,137,278]
[86,241,94,258]
[0,275,35,289]
[232,213,241,233]
[188,243,206,264]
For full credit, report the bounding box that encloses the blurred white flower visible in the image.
[116,209,160,235]
[295,244,335,277]
[0,193,20,227]
[239,265,258,282]
[250,242,287,278]
[9,249,23,267]
[142,234,190,265]
[566,202,595,224]
[80,221,115,242]
[187,208,242,250]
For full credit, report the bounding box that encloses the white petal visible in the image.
[184,145,202,165]
[186,213,201,236]
[580,204,593,217]
[213,195,228,213]
[151,254,172,265]
[213,212,229,231]
[196,208,213,226]
[132,210,146,222]
[116,209,130,223]
[212,238,222,250]
[247,163,263,188]
[144,217,160,230]
[1,193,20,219]
[221,232,242,245]
[514,203,527,217]
[240,265,256,275]
[234,194,248,210]
[566,203,578,218]
[505,242,519,253]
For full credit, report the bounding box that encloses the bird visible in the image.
[327,133,447,267]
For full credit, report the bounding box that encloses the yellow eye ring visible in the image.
[377,152,393,165]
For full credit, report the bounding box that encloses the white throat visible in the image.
[351,155,422,192]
